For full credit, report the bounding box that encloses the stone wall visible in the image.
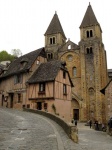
[23,108,78,143]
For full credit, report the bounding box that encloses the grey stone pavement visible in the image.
[0,108,112,150]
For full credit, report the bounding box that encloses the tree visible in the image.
[11,49,22,57]
[0,50,15,62]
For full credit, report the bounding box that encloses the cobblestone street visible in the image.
[0,108,112,150]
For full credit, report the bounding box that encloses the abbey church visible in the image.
[0,3,108,123]
[44,3,108,123]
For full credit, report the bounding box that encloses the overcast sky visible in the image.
[0,0,111,68]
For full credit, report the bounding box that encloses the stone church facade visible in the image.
[44,3,108,122]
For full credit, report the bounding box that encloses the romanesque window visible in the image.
[73,67,77,77]
[67,54,73,61]
[90,30,93,37]
[86,47,93,54]
[47,53,53,59]
[68,45,71,49]
[39,82,45,92]
[50,37,56,44]
[86,30,93,38]
[63,84,67,95]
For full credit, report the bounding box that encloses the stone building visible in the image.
[0,3,109,123]
[100,79,112,122]
[44,3,108,122]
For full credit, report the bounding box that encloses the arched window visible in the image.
[86,48,89,54]
[73,67,77,77]
[90,47,93,53]
[53,37,55,44]
[50,37,56,44]
[68,45,71,49]
[47,53,53,59]
[86,31,89,38]
[86,47,93,54]
[90,30,93,37]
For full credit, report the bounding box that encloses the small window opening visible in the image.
[90,47,93,53]
[53,37,55,44]
[87,48,89,54]
[39,83,45,92]
[87,31,89,38]
[50,38,52,44]
[63,71,66,79]
[73,67,77,77]
[63,84,67,95]
[68,45,71,49]
[90,30,93,37]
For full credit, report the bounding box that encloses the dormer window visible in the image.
[50,37,56,44]
[86,30,93,38]
[20,58,28,68]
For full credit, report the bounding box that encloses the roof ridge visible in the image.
[44,13,66,39]
[80,3,99,28]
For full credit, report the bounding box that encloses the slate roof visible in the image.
[0,48,46,78]
[58,40,79,52]
[80,3,100,28]
[108,69,112,77]
[100,79,112,95]
[44,12,66,39]
[27,60,73,86]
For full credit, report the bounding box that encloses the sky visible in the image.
[0,0,112,68]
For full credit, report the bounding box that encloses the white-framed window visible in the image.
[39,82,45,92]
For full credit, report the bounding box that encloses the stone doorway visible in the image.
[73,109,79,120]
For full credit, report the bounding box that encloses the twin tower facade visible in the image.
[44,3,108,123]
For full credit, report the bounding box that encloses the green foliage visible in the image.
[0,50,15,62]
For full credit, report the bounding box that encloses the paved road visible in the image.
[0,108,112,150]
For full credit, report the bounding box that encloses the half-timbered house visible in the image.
[26,60,73,122]
[0,48,46,109]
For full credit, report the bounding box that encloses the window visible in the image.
[63,71,66,79]
[18,94,21,103]
[47,53,53,59]
[90,30,93,37]
[50,37,56,44]
[68,45,71,49]
[63,84,67,95]
[86,31,89,38]
[39,83,45,92]
[86,47,93,54]
[73,67,77,77]
[86,30,93,38]
[14,74,22,84]
[44,103,48,110]
[67,54,73,61]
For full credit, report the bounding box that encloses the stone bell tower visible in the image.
[79,3,108,122]
[44,12,66,61]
